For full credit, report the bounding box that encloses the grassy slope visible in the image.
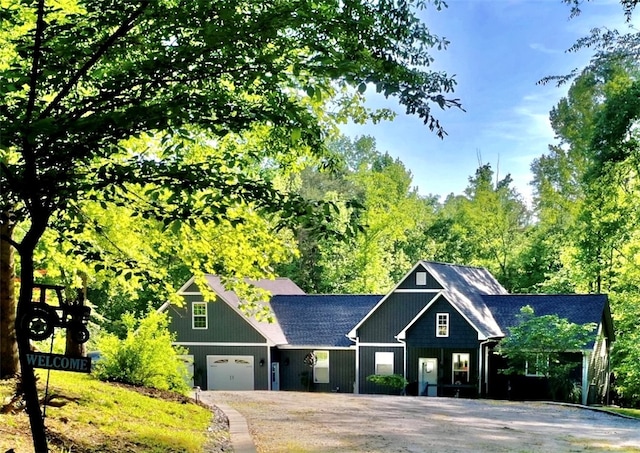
[0,371,225,452]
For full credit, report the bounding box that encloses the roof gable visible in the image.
[348,261,508,340]
[271,295,382,347]
[416,262,507,338]
[203,275,305,345]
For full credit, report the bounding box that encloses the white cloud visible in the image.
[529,43,562,54]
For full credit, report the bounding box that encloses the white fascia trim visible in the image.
[417,260,450,289]
[358,343,405,348]
[396,291,493,341]
[178,277,277,345]
[393,289,441,293]
[277,345,355,351]
[177,276,198,295]
[396,293,441,340]
[348,261,430,339]
[157,300,171,312]
[173,342,270,347]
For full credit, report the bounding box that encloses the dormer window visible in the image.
[436,313,449,337]
[416,271,427,286]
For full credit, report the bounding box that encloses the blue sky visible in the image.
[341,0,638,203]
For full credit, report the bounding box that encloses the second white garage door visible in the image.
[206,355,255,390]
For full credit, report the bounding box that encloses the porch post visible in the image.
[354,337,360,394]
[581,351,590,406]
[267,346,272,391]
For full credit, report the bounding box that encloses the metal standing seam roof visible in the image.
[203,275,306,346]
[419,261,508,338]
[270,295,384,347]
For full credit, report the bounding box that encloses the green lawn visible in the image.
[0,371,226,452]
[604,406,640,419]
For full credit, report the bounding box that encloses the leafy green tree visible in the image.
[609,292,640,406]
[538,54,640,406]
[0,1,460,448]
[427,164,530,291]
[93,310,190,393]
[497,305,597,402]
[280,135,439,293]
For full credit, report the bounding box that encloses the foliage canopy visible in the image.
[497,305,596,401]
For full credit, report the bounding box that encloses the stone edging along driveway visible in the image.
[201,391,640,453]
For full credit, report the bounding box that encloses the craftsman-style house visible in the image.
[162,261,614,405]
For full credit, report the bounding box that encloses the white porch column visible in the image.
[582,350,591,406]
[354,337,360,394]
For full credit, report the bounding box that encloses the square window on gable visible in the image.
[416,271,427,286]
[436,313,449,337]
[192,302,207,329]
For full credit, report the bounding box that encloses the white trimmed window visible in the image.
[416,271,427,286]
[452,353,470,384]
[192,302,207,329]
[436,313,449,337]
[313,350,330,383]
[525,354,547,377]
[375,352,394,375]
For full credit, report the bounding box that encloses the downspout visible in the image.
[479,339,492,397]
[396,337,407,393]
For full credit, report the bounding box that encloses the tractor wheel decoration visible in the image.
[68,322,90,344]
[22,284,92,343]
[22,306,57,341]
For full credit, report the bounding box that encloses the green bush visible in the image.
[366,373,408,389]
[93,310,190,393]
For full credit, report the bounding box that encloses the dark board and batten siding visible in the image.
[396,267,443,290]
[277,349,356,393]
[184,344,270,390]
[358,345,405,394]
[357,293,433,343]
[405,296,480,349]
[406,347,478,397]
[168,294,267,343]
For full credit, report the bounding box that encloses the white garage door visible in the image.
[206,355,255,390]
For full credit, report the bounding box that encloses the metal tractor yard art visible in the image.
[21,284,91,344]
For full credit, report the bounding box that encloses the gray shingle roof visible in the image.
[419,261,507,338]
[270,295,383,347]
[481,294,609,336]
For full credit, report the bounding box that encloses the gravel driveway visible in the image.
[201,391,640,453]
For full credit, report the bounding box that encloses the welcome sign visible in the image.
[26,352,92,373]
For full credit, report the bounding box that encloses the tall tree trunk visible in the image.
[17,218,50,452]
[65,275,88,358]
[0,217,18,378]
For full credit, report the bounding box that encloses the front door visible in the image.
[271,362,280,391]
[418,358,438,396]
